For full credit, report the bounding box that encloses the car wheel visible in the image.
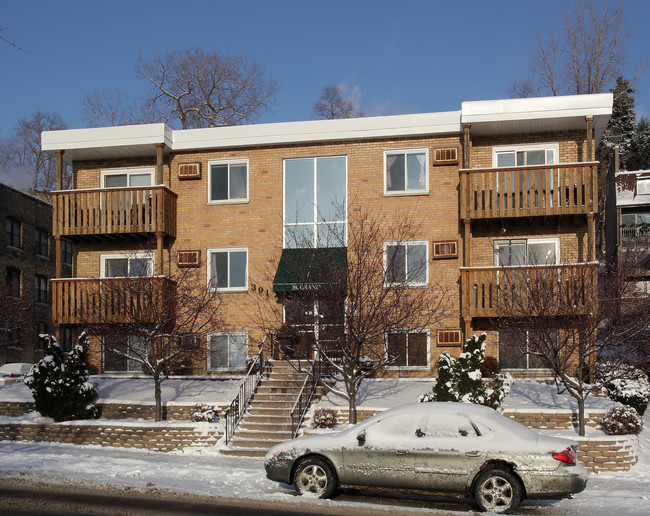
[473,467,523,514]
[292,457,337,498]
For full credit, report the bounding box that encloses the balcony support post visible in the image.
[156,144,164,185]
[585,115,594,161]
[156,232,164,275]
[56,150,65,190]
[588,214,595,261]
[462,123,471,168]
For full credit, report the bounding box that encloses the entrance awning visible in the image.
[273,247,347,293]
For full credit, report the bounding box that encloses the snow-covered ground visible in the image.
[0,376,647,514]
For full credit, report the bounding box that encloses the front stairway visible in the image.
[221,360,313,457]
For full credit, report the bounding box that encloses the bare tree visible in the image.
[252,202,450,424]
[0,26,25,51]
[493,252,650,435]
[0,283,32,363]
[313,86,360,120]
[513,1,635,97]
[79,263,225,421]
[83,48,279,129]
[0,112,69,199]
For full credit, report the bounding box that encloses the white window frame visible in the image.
[207,247,248,292]
[207,331,248,371]
[383,148,429,196]
[492,143,559,168]
[385,328,430,370]
[207,158,249,205]
[100,167,155,188]
[637,178,650,195]
[283,155,348,248]
[100,252,155,278]
[493,237,560,267]
[383,240,429,287]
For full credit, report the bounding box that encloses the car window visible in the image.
[418,413,480,438]
[365,413,421,444]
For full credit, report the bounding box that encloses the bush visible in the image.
[312,408,338,429]
[602,404,643,435]
[25,333,99,422]
[190,403,217,422]
[419,334,513,410]
[603,367,650,416]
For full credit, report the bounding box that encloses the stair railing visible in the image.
[290,359,323,438]
[224,348,268,444]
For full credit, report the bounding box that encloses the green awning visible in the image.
[273,247,347,293]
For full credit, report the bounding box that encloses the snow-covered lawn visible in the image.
[0,375,648,514]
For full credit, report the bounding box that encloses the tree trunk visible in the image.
[577,397,586,436]
[154,375,162,422]
[348,386,357,425]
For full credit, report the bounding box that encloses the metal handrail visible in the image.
[290,360,322,438]
[224,349,268,444]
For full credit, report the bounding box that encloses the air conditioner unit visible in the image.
[434,148,458,164]
[178,250,200,267]
[178,163,201,179]
[437,329,462,346]
[433,241,458,259]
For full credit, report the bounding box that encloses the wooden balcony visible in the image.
[52,277,176,326]
[52,186,177,240]
[460,163,598,221]
[461,263,598,319]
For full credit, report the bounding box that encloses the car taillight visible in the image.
[552,446,576,465]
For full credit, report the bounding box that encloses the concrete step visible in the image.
[228,437,287,449]
[239,420,293,432]
[248,400,294,409]
[220,447,269,457]
[234,429,293,440]
[244,412,292,422]
[252,393,298,402]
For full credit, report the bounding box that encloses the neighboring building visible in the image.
[42,93,612,376]
[0,183,72,365]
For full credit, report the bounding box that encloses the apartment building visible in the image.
[1,183,73,365]
[42,93,612,377]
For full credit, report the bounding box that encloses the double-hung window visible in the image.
[207,332,248,370]
[208,159,248,203]
[101,252,154,278]
[284,156,347,248]
[208,247,248,291]
[386,329,429,368]
[102,167,153,188]
[6,218,21,249]
[494,238,559,266]
[35,228,48,257]
[35,274,48,304]
[6,267,21,297]
[493,144,558,168]
[384,241,428,287]
[62,240,73,266]
[384,148,428,195]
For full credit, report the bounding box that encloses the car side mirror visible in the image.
[356,430,366,445]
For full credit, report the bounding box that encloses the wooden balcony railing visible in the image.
[52,186,177,239]
[460,163,598,220]
[461,263,598,319]
[52,277,177,326]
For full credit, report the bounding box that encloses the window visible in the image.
[498,330,549,370]
[384,241,428,286]
[284,156,347,248]
[208,247,247,291]
[35,275,48,304]
[6,267,20,297]
[621,211,650,239]
[208,159,248,203]
[207,332,248,370]
[101,253,154,278]
[101,167,153,188]
[494,238,559,266]
[637,178,650,195]
[493,143,558,168]
[6,218,21,249]
[60,327,73,353]
[62,240,73,266]
[35,228,48,257]
[35,322,48,350]
[384,148,428,195]
[387,330,429,368]
[104,336,148,372]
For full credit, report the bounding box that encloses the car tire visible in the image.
[292,456,337,498]
[473,467,523,514]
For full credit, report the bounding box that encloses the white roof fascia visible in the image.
[41,123,172,153]
[461,93,613,124]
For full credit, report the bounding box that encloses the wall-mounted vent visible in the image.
[178,163,201,179]
[178,250,200,267]
[433,241,458,259]
[433,148,458,164]
[437,329,462,346]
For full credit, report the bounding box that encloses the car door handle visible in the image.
[465,451,481,457]
[395,449,410,455]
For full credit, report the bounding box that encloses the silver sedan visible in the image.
[265,403,587,513]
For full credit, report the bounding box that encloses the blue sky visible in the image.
[2,0,649,136]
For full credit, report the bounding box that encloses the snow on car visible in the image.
[0,363,33,386]
[265,402,588,513]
